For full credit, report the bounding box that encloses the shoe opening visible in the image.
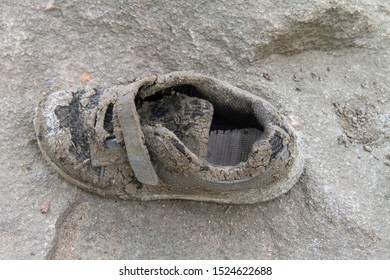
[136,85,264,166]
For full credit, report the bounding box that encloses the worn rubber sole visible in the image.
[36,133,304,204]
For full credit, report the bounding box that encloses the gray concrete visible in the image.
[0,0,389,259]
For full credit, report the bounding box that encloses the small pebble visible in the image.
[40,200,51,214]
[288,115,301,128]
[44,0,55,11]
[262,72,273,81]
[346,131,354,138]
[363,145,372,152]
[337,135,348,146]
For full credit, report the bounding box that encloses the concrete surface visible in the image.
[0,0,389,259]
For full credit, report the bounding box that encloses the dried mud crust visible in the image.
[137,91,214,159]
[333,102,387,150]
[35,88,136,198]
[34,71,304,204]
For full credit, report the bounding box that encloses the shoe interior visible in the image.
[136,85,264,167]
[207,115,262,166]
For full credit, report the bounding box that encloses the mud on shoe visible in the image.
[34,71,304,204]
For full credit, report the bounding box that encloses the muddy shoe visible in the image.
[34,71,304,204]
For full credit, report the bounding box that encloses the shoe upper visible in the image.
[34,71,303,203]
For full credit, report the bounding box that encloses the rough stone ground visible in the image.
[0,0,389,259]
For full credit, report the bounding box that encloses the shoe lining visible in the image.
[207,115,262,166]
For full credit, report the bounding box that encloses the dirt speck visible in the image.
[262,72,273,81]
[82,73,91,85]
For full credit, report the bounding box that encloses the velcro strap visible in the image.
[117,89,159,186]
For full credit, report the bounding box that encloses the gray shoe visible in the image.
[34,71,304,204]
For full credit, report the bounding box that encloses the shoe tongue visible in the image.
[137,93,214,159]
